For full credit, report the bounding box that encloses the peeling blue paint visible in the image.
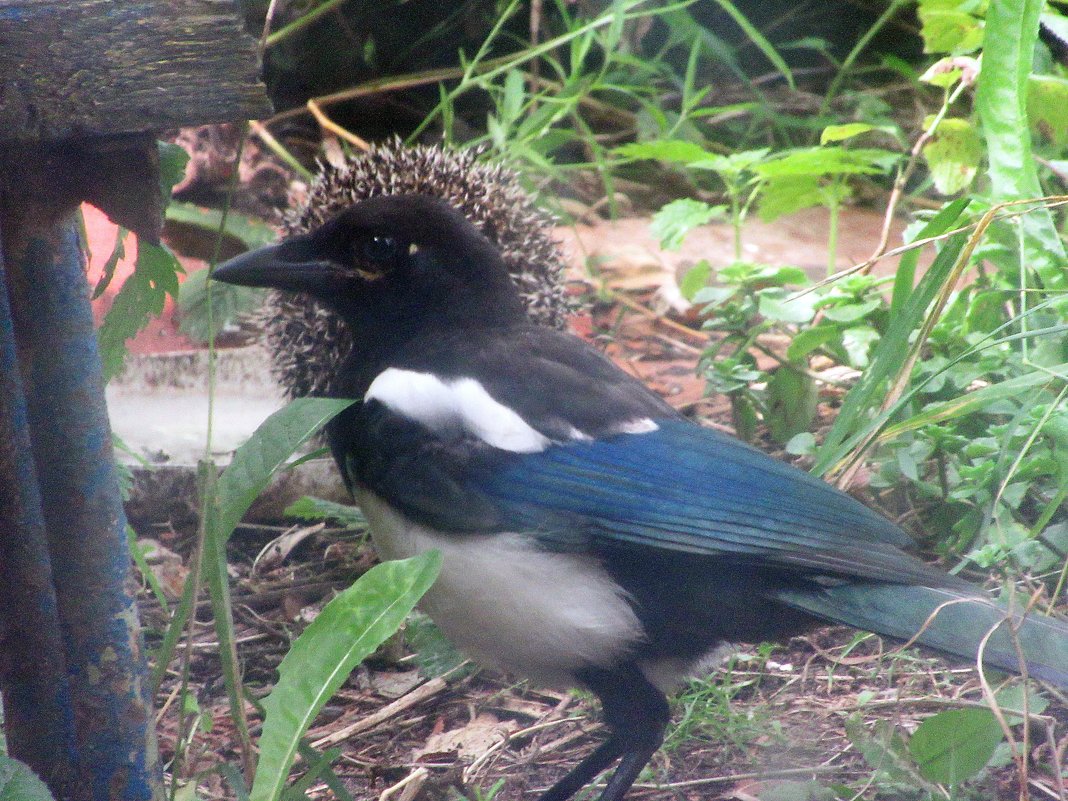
[5,215,161,801]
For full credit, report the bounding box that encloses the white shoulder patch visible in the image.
[365,368,551,453]
[611,417,659,435]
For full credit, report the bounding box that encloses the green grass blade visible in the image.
[214,397,357,546]
[201,460,254,776]
[877,362,1068,440]
[976,0,1067,288]
[708,0,794,89]
[249,552,442,801]
[813,199,970,474]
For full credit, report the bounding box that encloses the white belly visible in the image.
[356,489,645,687]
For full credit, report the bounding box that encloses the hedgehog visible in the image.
[261,139,572,400]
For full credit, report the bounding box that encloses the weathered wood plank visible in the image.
[0,0,271,143]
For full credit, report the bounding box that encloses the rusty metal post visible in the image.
[1,194,161,801]
[0,218,80,796]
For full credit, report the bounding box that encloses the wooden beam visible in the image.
[0,0,271,143]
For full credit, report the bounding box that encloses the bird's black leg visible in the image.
[538,664,670,801]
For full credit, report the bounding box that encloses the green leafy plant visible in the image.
[250,552,440,801]
[0,756,56,801]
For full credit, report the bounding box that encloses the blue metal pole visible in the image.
[4,208,161,801]
[0,218,80,796]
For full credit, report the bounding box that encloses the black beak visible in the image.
[212,233,338,293]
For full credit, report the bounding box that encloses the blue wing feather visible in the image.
[470,419,953,585]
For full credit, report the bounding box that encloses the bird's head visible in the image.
[213,194,527,332]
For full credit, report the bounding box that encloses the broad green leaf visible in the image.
[976,0,1067,288]
[909,708,1003,784]
[167,201,278,251]
[918,6,984,54]
[753,147,898,178]
[178,266,266,343]
[1027,75,1068,147]
[250,552,442,801]
[758,288,817,324]
[840,325,880,368]
[820,123,877,144]
[615,139,715,165]
[214,398,358,545]
[995,683,1049,724]
[758,175,821,222]
[923,117,981,195]
[845,716,928,787]
[284,495,368,527]
[785,432,816,456]
[650,199,724,250]
[678,260,712,302]
[0,756,54,801]
[689,147,771,178]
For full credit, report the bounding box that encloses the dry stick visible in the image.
[610,292,707,351]
[528,0,542,108]
[310,676,449,749]
[248,120,314,181]
[306,99,371,151]
[976,618,1029,801]
[862,77,972,276]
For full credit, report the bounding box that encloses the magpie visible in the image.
[214,193,1068,801]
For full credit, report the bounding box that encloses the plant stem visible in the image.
[826,182,841,277]
[818,0,909,120]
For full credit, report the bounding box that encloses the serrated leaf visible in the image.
[284,496,367,527]
[758,175,822,222]
[689,147,771,177]
[178,266,266,343]
[214,398,357,545]
[821,298,883,323]
[250,552,442,801]
[923,118,981,195]
[615,139,715,165]
[753,147,898,178]
[158,141,190,208]
[820,123,877,144]
[0,756,55,801]
[97,240,184,382]
[650,199,724,250]
[918,7,984,54]
[909,708,1003,784]
[757,288,817,323]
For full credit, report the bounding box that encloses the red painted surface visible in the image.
[83,204,203,354]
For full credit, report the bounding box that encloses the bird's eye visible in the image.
[362,234,398,263]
